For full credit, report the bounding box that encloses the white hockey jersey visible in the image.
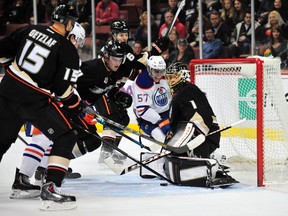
[132,69,172,124]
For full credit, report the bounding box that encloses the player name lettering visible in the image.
[29,30,57,48]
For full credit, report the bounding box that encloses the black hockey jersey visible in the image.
[76,58,119,104]
[170,83,217,133]
[0,25,81,99]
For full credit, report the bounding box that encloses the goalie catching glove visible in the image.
[108,87,132,108]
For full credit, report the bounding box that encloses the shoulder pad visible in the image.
[136,70,153,89]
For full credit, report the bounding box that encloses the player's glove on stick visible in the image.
[150,37,170,55]
[57,92,83,115]
[81,101,98,125]
[108,87,132,108]
[157,118,171,135]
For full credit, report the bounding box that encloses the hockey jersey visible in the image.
[0,25,81,101]
[132,69,172,124]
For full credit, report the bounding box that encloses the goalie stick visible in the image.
[70,120,177,184]
[85,107,196,154]
[106,118,247,175]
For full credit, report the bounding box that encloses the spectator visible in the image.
[45,0,59,24]
[6,0,27,24]
[96,0,119,26]
[209,10,231,46]
[233,0,247,25]
[221,0,236,32]
[271,0,288,22]
[257,0,274,23]
[186,0,208,33]
[202,25,223,59]
[260,10,288,44]
[26,0,46,24]
[187,15,208,48]
[263,26,288,68]
[133,40,143,57]
[159,0,186,27]
[159,9,187,39]
[161,27,179,61]
[167,38,195,66]
[228,10,262,57]
[77,0,92,34]
[134,11,159,50]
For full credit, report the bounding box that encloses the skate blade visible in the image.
[40,200,77,211]
[10,189,40,199]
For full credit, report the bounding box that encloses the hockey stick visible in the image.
[17,134,29,146]
[96,118,161,153]
[164,0,186,37]
[85,107,196,154]
[70,120,176,184]
[106,118,247,175]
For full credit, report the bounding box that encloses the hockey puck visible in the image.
[160,183,168,186]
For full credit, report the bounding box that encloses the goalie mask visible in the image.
[166,62,191,95]
[147,56,166,82]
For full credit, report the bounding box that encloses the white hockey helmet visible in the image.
[68,22,86,47]
[147,55,166,80]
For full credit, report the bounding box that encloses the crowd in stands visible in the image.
[0,0,288,69]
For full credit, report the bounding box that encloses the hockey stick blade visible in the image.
[85,107,191,154]
[106,150,171,175]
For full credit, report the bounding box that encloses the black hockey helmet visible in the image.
[111,21,129,35]
[51,1,79,25]
[103,40,126,58]
[166,62,191,95]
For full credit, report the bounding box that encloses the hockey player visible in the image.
[9,22,90,200]
[76,39,130,163]
[132,55,172,143]
[163,62,238,187]
[0,2,94,210]
[95,20,170,163]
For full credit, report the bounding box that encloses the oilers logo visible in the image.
[154,87,168,106]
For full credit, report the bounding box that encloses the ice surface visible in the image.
[1,132,288,216]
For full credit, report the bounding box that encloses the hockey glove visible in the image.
[80,101,98,125]
[150,37,170,55]
[56,93,83,115]
[108,87,132,108]
[157,118,171,135]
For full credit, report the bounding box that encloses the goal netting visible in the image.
[190,57,288,186]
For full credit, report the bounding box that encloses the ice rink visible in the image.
[1,132,288,216]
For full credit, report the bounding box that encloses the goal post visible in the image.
[190,57,288,187]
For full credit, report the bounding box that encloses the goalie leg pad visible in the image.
[164,156,218,187]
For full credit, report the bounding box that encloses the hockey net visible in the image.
[190,57,288,186]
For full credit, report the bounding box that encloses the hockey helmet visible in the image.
[111,21,129,35]
[147,56,166,80]
[166,62,190,94]
[68,22,86,47]
[51,1,79,25]
[103,40,126,58]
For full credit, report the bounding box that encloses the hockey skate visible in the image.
[10,168,41,199]
[34,166,47,186]
[40,182,76,211]
[209,170,239,189]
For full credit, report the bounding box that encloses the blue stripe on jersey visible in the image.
[29,143,46,152]
[23,153,42,162]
